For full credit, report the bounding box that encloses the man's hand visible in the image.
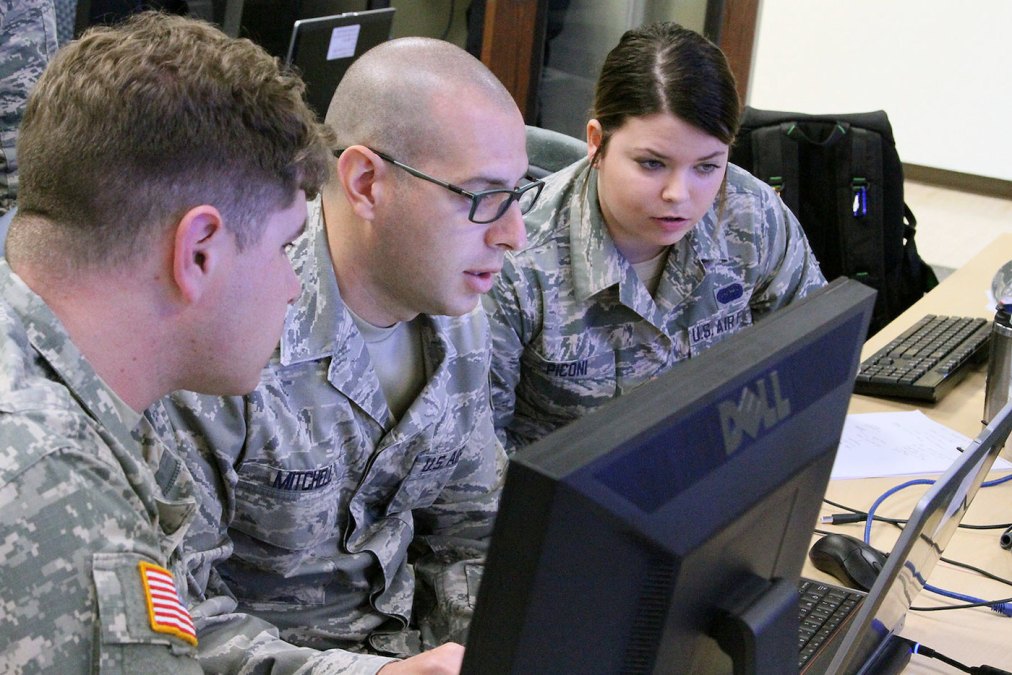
[377,643,465,675]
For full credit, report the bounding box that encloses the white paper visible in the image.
[327,25,361,61]
[831,410,1012,479]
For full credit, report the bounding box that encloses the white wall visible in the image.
[748,0,1012,181]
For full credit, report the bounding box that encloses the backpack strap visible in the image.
[750,124,801,216]
[849,126,870,219]
[783,120,848,147]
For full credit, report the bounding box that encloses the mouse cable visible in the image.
[821,498,1011,529]
[906,639,1012,674]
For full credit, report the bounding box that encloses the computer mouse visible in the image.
[808,533,888,592]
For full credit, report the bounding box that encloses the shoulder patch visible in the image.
[138,561,198,646]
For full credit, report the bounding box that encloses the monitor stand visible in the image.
[710,575,798,674]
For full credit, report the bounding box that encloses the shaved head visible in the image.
[319,36,529,327]
[325,37,518,162]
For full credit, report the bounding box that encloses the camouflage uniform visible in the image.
[0,0,58,216]
[484,158,827,452]
[168,197,506,674]
[0,261,202,673]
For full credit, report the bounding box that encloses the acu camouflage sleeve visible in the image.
[0,448,202,674]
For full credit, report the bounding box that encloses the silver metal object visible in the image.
[990,260,1012,306]
[983,305,1012,424]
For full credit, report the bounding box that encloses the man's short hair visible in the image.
[10,12,334,268]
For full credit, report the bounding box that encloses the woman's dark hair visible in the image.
[591,22,740,163]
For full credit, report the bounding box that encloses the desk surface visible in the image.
[804,234,1012,672]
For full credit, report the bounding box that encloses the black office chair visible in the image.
[525,125,586,180]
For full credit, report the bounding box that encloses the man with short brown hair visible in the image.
[0,12,332,671]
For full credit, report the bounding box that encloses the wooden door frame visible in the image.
[480,0,760,122]
[479,0,548,122]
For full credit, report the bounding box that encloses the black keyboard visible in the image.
[798,579,864,670]
[854,314,991,401]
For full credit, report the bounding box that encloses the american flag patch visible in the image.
[138,561,198,646]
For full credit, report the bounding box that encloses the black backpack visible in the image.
[729,106,938,335]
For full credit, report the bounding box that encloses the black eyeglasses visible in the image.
[335,148,544,224]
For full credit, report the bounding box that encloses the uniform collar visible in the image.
[2,261,197,553]
[276,198,460,429]
[279,197,357,366]
[0,260,142,443]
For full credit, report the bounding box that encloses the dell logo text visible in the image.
[718,371,791,455]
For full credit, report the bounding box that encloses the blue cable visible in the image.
[922,583,1012,617]
[862,478,934,543]
[982,471,1012,488]
[862,472,1012,617]
[862,470,1012,541]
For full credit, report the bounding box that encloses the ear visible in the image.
[336,145,386,221]
[586,119,604,165]
[172,205,229,304]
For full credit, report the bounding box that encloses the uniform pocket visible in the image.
[384,443,465,515]
[516,349,617,424]
[231,461,342,555]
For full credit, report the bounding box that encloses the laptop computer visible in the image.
[802,400,1012,674]
[285,7,395,117]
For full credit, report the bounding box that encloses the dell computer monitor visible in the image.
[462,278,876,674]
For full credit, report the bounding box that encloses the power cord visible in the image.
[912,594,1012,613]
[822,497,1012,531]
[908,640,1012,674]
[919,585,1012,617]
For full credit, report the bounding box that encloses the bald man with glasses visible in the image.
[167,37,538,674]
